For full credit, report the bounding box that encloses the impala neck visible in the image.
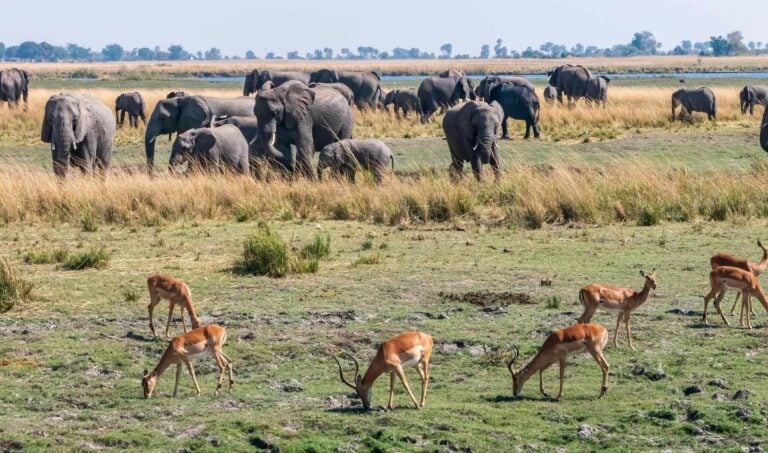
[753,282,768,313]
[633,280,653,308]
[515,354,548,390]
[361,362,385,388]
[185,300,202,328]
[150,347,176,377]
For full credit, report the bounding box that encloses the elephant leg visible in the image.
[470,156,482,182]
[523,121,531,140]
[501,115,510,139]
[489,150,501,181]
[532,120,541,139]
[449,159,464,181]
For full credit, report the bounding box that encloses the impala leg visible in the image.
[556,356,566,400]
[213,354,226,396]
[165,301,176,338]
[387,372,396,410]
[173,363,182,397]
[180,305,188,333]
[713,290,730,326]
[739,292,747,327]
[729,292,741,316]
[220,351,234,390]
[416,361,429,407]
[613,313,624,347]
[148,294,160,338]
[538,363,552,397]
[184,358,201,396]
[587,344,610,398]
[624,313,635,351]
[394,366,420,409]
[745,294,753,330]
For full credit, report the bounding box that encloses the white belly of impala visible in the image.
[400,347,422,367]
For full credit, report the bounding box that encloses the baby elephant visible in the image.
[115,92,146,128]
[317,139,394,184]
[170,125,250,174]
[384,89,421,118]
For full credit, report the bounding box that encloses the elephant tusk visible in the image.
[270,133,276,147]
[248,137,258,146]
[148,136,156,144]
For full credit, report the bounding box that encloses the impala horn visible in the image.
[507,345,519,376]
[333,352,360,390]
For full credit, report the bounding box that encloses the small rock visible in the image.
[206,435,221,447]
[577,424,594,440]
[749,446,764,453]
[683,385,703,396]
[277,379,304,393]
[646,369,667,381]
[440,343,460,354]
[436,313,449,320]
[712,393,728,401]
[686,408,703,421]
[733,389,752,400]
[708,378,729,389]
[692,427,705,436]
[736,408,751,421]
[480,306,507,315]
[632,365,646,376]
[326,396,343,409]
[467,345,486,356]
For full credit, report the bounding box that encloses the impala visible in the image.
[703,266,768,329]
[141,324,233,399]
[508,323,609,400]
[147,273,202,338]
[710,240,768,317]
[577,269,657,350]
[333,331,432,410]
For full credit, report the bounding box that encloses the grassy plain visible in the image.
[1,65,768,451]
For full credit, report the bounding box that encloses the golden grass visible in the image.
[0,86,760,146]
[0,160,765,228]
[3,56,768,78]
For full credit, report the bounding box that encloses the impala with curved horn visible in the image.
[508,323,610,400]
[710,240,768,318]
[333,331,433,410]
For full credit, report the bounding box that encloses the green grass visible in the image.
[61,247,111,270]
[236,222,322,277]
[0,258,33,312]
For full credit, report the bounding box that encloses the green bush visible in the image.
[24,248,70,265]
[300,233,331,260]
[122,287,140,302]
[353,252,382,267]
[546,296,561,309]
[637,207,660,226]
[237,223,323,277]
[81,208,98,232]
[62,247,111,270]
[0,258,33,313]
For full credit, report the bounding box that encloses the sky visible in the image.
[1,0,766,57]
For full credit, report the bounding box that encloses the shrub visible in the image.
[0,258,33,312]
[237,223,323,277]
[300,233,331,260]
[522,206,545,230]
[81,208,98,232]
[353,252,382,267]
[62,247,111,270]
[361,240,374,251]
[637,207,660,226]
[546,296,561,309]
[24,248,70,265]
[122,287,140,302]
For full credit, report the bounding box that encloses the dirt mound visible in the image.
[439,291,535,307]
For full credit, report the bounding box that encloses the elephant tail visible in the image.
[390,154,394,172]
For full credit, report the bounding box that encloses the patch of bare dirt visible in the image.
[439,291,535,308]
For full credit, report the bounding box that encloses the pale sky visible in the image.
[1,0,766,57]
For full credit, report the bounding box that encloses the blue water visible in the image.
[198,72,768,84]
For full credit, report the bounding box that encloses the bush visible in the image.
[300,233,331,260]
[237,223,323,277]
[122,287,140,302]
[81,208,98,232]
[546,296,561,309]
[0,258,33,313]
[62,247,111,270]
[24,248,70,265]
[353,252,382,267]
[637,207,660,226]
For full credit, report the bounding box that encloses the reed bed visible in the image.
[4,56,768,79]
[0,159,766,228]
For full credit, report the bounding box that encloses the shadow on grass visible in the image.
[485,393,600,403]
[126,331,156,342]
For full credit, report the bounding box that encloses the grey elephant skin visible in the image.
[671,88,716,121]
[309,69,382,109]
[418,70,475,123]
[308,82,354,106]
[213,116,259,153]
[0,68,30,108]
[145,95,255,171]
[317,139,393,183]
[477,76,534,101]
[759,108,768,151]
[740,85,768,115]
[170,125,250,175]
[543,86,558,104]
[244,70,310,96]
[443,100,502,181]
[41,92,115,178]
[548,64,592,107]
[166,91,186,99]
[487,84,540,139]
[254,81,354,179]
[384,89,421,118]
[115,92,147,128]
[585,76,610,107]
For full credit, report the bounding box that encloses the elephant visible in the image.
[548,64,592,107]
[243,70,310,96]
[41,92,115,178]
[740,85,768,115]
[169,125,250,175]
[585,75,610,107]
[761,108,768,151]
[212,115,259,154]
[317,139,393,184]
[115,92,147,128]
[145,95,255,171]
[0,68,29,109]
[487,84,540,139]
[309,69,382,109]
[418,70,475,123]
[476,76,535,101]
[442,100,503,181]
[383,89,421,118]
[671,87,716,121]
[166,91,186,99]
[543,86,558,104]
[254,81,354,179]
[308,82,354,106]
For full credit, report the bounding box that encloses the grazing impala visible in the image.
[710,240,768,317]
[703,266,768,329]
[141,324,233,399]
[333,331,432,410]
[147,274,202,338]
[508,323,609,400]
[577,270,657,350]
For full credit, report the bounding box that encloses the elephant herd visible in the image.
[2,64,766,180]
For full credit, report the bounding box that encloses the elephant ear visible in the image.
[41,98,56,143]
[74,100,90,143]
[195,130,217,156]
[369,71,381,81]
[180,96,212,129]
[284,84,315,129]
[244,72,255,96]
[601,75,611,84]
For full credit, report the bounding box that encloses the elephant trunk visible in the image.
[144,120,162,172]
[475,133,495,165]
[259,132,283,161]
[52,125,75,178]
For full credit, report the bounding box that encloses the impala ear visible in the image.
[639,270,646,277]
[143,369,148,376]
[758,239,764,248]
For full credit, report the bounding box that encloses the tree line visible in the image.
[0,31,763,62]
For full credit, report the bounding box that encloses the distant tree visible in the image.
[136,47,154,60]
[540,42,553,56]
[245,50,257,59]
[408,48,421,59]
[204,48,222,60]
[38,42,55,60]
[379,51,390,59]
[340,48,352,59]
[101,44,124,61]
[479,44,490,59]
[681,40,693,51]
[51,45,70,61]
[584,46,599,57]
[0,42,5,59]
[727,31,747,54]
[65,43,91,60]
[440,43,452,59]
[709,36,729,56]
[494,39,508,58]
[323,48,333,59]
[571,43,585,57]
[17,41,42,60]
[392,47,410,59]
[286,51,301,60]
[629,31,660,55]
[168,45,190,60]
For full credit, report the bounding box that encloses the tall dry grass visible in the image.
[0,86,760,146]
[0,160,766,228]
[3,56,768,79]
